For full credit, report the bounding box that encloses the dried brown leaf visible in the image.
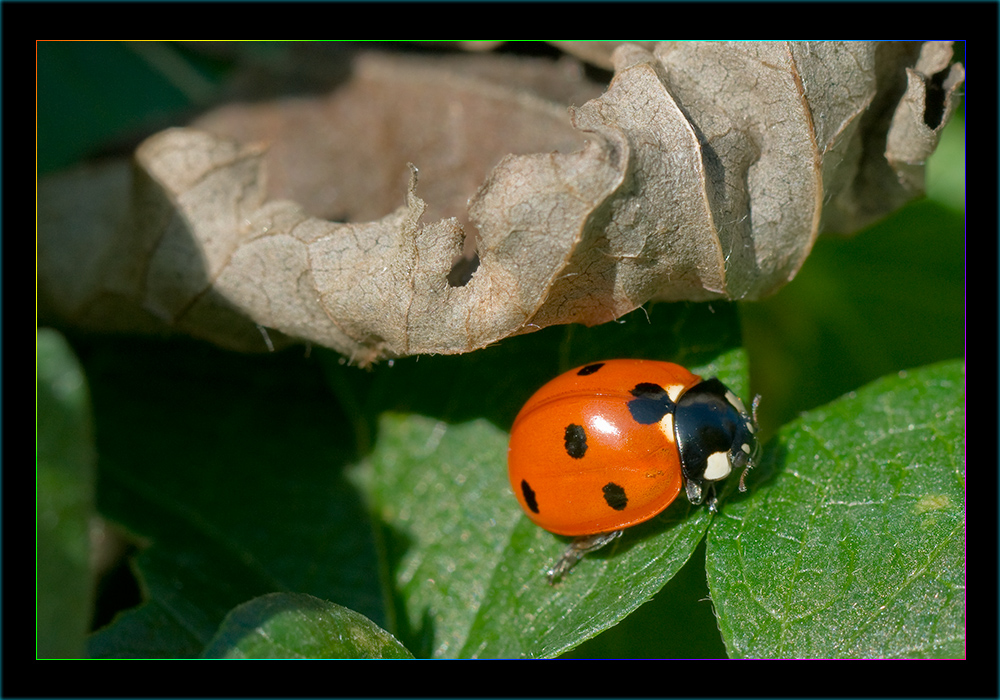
[38,42,964,364]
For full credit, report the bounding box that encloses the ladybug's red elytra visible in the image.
[507,359,759,582]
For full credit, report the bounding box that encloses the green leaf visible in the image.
[707,359,965,658]
[37,329,97,658]
[352,414,517,658]
[203,592,413,659]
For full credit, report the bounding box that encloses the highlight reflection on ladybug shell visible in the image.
[507,360,701,537]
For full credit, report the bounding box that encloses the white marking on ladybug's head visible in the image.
[704,451,732,481]
[658,412,675,442]
[666,383,687,402]
[741,443,752,455]
[725,390,747,414]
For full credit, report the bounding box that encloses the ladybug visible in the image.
[507,359,759,582]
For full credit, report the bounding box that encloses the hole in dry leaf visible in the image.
[447,252,479,287]
[923,67,951,129]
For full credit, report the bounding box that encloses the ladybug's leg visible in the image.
[547,530,623,583]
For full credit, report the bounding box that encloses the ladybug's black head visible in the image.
[674,378,759,511]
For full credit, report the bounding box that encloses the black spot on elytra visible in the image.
[602,482,628,511]
[564,423,587,458]
[577,363,605,376]
[627,382,676,424]
[521,480,539,514]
